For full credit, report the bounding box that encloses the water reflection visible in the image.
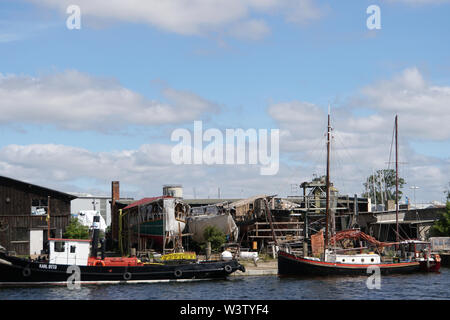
[0,268,448,300]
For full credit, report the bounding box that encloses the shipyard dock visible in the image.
[231,259,278,276]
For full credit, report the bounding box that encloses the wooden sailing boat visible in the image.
[278,114,441,276]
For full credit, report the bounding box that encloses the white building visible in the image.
[76,210,107,232]
[70,193,134,227]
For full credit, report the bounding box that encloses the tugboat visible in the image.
[278,114,441,276]
[0,215,245,285]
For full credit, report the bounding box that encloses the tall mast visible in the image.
[324,110,331,254]
[395,115,399,243]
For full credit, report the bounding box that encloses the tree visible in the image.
[362,169,406,204]
[430,202,450,237]
[202,226,226,252]
[63,218,90,239]
[445,182,450,200]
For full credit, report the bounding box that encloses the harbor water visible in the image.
[0,267,448,300]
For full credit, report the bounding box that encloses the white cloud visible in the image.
[0,143,299,200]
[0,70,219,131]
[1,68,447,202]
[228,19,271,40]
[266,68,450,201]
[359,67,450,140]
[284,0,326,24]
[29,0,326,39]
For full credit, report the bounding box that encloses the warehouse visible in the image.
[0,175,76,256]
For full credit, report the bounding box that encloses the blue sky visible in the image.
[0,0,449,202]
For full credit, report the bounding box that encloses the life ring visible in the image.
[174,269,182,278]
[434,254,441,262]
[94,260,105,267]
[123,272,132,280]
[22,267,31,277]
[224,264,233,274]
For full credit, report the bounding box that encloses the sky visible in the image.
[0,0,449,203]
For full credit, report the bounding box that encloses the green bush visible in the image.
[63,218,90,239]
[430,202,450,237]
[202,226,226,252]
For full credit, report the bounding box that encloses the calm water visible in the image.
[0,267,449,300]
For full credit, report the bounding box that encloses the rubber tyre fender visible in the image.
[123,272,132,280]
[22,266,31,277]
[224,264,233,274]
[174,269,183,278]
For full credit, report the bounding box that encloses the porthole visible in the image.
[361,259,365,262]
[342,259,345,262]
[371,258,374,262]
[352,259,355,262]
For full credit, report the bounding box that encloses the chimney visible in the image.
[111,181,120,243]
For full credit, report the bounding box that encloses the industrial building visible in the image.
[0,175,77,256]
[70,192,134,227]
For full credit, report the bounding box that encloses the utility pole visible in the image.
[378,171,384,208]
[372,170,377,210]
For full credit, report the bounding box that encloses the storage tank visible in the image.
[163,185,183,199]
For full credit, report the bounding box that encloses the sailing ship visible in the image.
[278,114,441,276]
[0,207,245,285]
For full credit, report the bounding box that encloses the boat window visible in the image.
[55,241,65,252]
[352,259,355,262]
[371,258,374,262]
[342,259,345,262]
[361,259,365,262]
[70,245,76,253]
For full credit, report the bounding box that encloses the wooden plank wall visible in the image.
[0,179,72,255]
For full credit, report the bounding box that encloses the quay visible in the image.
[197,254,278,276]
[231,259,278,276]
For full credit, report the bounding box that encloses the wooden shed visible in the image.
[0,176,77,256]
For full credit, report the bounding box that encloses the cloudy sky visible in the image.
[0,0,449,203]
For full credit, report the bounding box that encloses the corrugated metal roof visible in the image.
[228,195,269,208]
[0,175,77,200]
[184,199,241,205]
[123,196,172,210]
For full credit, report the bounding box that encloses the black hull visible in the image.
[278,251,421,276]
[0,253,245,285]
[440,253,450,267]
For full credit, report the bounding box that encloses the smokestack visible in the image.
[91,215,100,258]
[111,181,120,243]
